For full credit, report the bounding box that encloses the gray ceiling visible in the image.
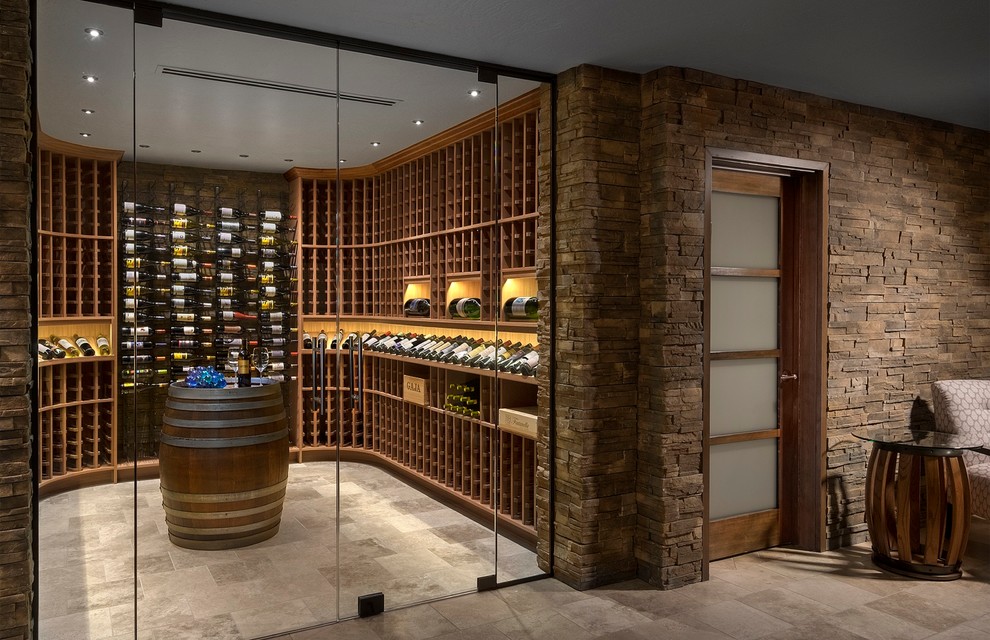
[170,0,990,130]
[39,0,989,175]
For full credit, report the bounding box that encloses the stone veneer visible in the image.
[549,64,989,591]
[0,0,34,637]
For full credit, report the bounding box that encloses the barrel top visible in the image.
[169,380,280,400]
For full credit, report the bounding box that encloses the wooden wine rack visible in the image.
[36,134,121,492]
[289,92,542,539]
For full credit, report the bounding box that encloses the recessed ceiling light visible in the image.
[81,108,95,115]
[284,158,294,162]
[370,141,381,147]
[190,149,201,153]
[85,28,103,38]
[239,154,249,158]
[413,120,424,126]
[79,132,91,137]
[82,74,98,83]
[468,89,481,97]
[138,144,150,148]
[339,159,347,163]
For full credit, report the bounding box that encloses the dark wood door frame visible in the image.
[702,148,829,578]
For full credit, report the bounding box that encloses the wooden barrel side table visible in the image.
[863,435,972,580]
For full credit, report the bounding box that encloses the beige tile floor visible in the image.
[38,461,539,639]
[38,468,990,640]
[280,518,990,640]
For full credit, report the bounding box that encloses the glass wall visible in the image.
[36,2,551,637]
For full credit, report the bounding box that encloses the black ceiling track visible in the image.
[81,0,555,84]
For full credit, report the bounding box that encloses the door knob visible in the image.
[780,373,798,381]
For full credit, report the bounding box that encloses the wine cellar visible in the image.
[36,91,544,541]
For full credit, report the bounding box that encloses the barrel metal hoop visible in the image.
[163,501,282,520]
[160,478,288,503]
[167,380,277,400]
[162,411,287,429]
[165,513,283,535]
[165,398,283,412]
[159,429,288,448]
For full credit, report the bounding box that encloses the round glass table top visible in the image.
[855,429,989,457]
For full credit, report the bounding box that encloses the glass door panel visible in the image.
[494,75,547,583]
[36,2,136,638]
[133,18,338,636]
[335,49,497,618]
[707,173,784,560]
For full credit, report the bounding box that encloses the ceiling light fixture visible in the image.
[370,141,381,147]
[138,144,150,148]
[413,120,424,125]
[239,154,249,158]
[283,159,294,162]
[85,28,103,38]
[81,109,95,115]
[79,132,91,137]
[339,159,347,163]
[469,89,481,97]
[190,149,202,153]
[82,74,98,83]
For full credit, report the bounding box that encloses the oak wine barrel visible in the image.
[159,381,289,550]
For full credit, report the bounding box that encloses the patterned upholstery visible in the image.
[932,380,990,519]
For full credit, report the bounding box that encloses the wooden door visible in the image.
[707,170,787,559]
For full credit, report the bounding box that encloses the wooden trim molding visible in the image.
[710,509,780,560]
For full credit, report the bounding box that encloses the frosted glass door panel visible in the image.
[711,192,779,269]
[710,277,778,351]
[710,439,779,519]
[710,359,778,436]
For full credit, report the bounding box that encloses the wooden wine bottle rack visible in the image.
[36,134,121,491]
[290,92,543,539]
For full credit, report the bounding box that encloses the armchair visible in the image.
[932,380,990,519]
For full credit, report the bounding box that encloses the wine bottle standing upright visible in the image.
[237,351,252,387]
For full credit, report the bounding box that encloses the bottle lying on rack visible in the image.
[72,334,97,357]
[447,297,481,319]
[359,332,537,376]
[51,335,81,357]
[403,298,431,317]
[503,296,539,321]
[95,335,112,356]
[37,339,65,359]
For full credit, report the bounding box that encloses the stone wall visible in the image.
[553,64,989,590]
[549,66,642,588]
[121,162,290,214]
[0,0,34,637]
[640,67,990,561]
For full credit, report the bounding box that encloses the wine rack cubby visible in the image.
[36,134,121,488]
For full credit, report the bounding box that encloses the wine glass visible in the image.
[226,347,240,378]
[252,346,271,379]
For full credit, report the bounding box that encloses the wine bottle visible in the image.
[124,257,170,270]
[52,335,81,357]
[237,352,252,388]
[403,298,431,317]
[173,203,209,216]
[124,201,168,216]
[123,297,168,309]
[123,229,167,243]
[447,297,481,319]
[215,231,251,244]
[121,216,156,228]
[503,296,539,321]
[169,230,209,244]
[120,354,165,364]
[120,340,165,350]
[37,340,58,360]
[170,284,211,297]
[216,246,256,259]
[123,242,169,256]
[260,210,285,221]
[124,270,167,284]
[73,334,97,357]
[170,217,214,230]
[218,206,251,219]
[216,220,255,232]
